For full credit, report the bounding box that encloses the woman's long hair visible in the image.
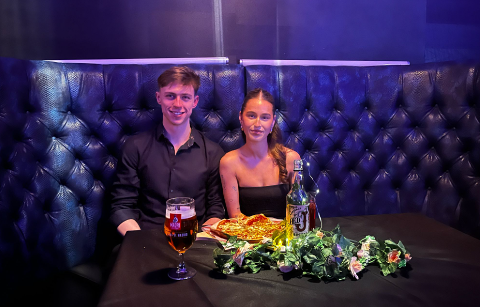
[241,88,288,184]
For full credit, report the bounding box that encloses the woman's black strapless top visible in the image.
[238,184,290,219]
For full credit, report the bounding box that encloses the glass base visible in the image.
[168,267,197,280]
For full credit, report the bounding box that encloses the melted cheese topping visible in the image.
[215,214,283,241]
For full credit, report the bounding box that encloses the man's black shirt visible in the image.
[110,124,225,228]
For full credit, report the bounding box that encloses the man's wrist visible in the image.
[117,219,141,236]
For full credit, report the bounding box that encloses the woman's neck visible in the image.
[241,140,269,160]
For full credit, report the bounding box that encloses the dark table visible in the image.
[99,213,480,306]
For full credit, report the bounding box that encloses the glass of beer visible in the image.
[164,197,198,280]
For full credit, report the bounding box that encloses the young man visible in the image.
[110,66,225,235]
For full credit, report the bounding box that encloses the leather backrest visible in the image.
[0,58,245,278]
[1,57,479,281]
[245,64,480,236]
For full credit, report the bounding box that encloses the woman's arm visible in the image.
[219,154,242,218]
[203,146,226,226]
[285,148,301,185]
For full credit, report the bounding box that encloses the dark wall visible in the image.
[0,0,479,64]
[425,0,480,62]
[221,0,425,63]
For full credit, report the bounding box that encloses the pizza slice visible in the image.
[211,213,283,241]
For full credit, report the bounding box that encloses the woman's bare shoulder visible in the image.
[220,149,241,166]
[285,147,301,161]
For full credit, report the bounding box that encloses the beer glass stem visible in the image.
[177,253,187,273]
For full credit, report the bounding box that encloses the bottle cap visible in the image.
[293,159,303,171]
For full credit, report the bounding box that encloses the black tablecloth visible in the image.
[99,213,480,306]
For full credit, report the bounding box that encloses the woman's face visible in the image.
[240,98,276,143]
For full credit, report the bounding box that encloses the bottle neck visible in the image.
[292,169,303,189]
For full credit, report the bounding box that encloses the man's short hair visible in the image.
[157,66,201,95]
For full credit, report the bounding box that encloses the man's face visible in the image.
[156,82,199,127]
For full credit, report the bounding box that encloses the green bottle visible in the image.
[286,159,310,240]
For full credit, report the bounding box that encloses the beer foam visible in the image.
[166,206,196,219]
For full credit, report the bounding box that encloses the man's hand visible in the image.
[117,219,141,236]
[203,217,221,227]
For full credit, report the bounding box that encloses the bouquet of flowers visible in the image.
[213,224,412,281]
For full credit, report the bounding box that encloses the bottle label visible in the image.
[287,204,309,236]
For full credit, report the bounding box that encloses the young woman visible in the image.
[219,88,301,219]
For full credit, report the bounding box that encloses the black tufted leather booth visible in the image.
[1,56,479,304]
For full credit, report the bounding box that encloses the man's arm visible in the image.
[110,139,142,235]
[203,146,226,226]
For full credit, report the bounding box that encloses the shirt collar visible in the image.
[156,123,200,148]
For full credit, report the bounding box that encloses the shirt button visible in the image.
[170,190,173,193]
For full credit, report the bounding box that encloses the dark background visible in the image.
[0,0,479,64]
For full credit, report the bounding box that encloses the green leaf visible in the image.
[322,236,333,246]
[312,261,325,274]
[388,262,398,273]
[384,239,396,246]
[376,249,385,260]
[305,234,321,246]
[361,235,376,242]
[213,247,226,258]
[337,235,351,250]
[272,228,288,247]
[332,224,342,235]
[322,248,333,258]
[285,251,298,263]
[303,252,318,264]
[244,259,262,273]
[270,249,281,260]
[384,239,400,250]
[377,240,387,251]
[213,248,235,269]
[226,235,238,243]
[379,262,390,276]
[398,241,407,254]
[398,259,407,268]
[325,263,337,279]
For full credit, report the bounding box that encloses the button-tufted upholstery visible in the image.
[0,58,245,288]
[1,57,479,300]
[246,64,480,235]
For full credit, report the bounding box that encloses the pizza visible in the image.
[210,214,284,241]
